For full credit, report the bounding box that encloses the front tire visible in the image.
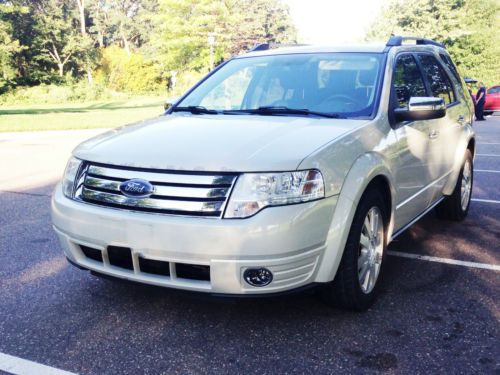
[321,188,387,311]
[436,149,473,221]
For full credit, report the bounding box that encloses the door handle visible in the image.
[428,129,440,140]
[457,115,466,125]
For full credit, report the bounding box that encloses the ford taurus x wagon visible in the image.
[52,36,475,310]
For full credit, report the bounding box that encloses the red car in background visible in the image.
[485,85,500,115]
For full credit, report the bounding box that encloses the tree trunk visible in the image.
[76,0,86,35]
[87,69,93,85]
[76,0,93,84]
[97,32,104,48]
[120,22,131,55]
[58,63,64,77]
[123,36,131,55]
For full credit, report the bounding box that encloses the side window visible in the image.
[439,53,462,84]
[487,86,500,94]
[417,54,455,105]
[392,54,427,108]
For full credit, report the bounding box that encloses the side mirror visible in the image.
[394,97,446,122]
[164,97,180,111]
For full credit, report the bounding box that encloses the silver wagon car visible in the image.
[52,36,475,310]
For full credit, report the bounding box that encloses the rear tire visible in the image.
[321,188,388,311]
[436,149,473,221]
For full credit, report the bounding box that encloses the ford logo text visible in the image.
[119,179,155,198]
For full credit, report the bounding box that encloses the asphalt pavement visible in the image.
[0,118,499,374]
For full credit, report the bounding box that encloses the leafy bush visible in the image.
[0,82,129,105]
[96,46,166,94]
[171,70,206,97]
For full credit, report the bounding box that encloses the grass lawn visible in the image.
[0,97,165,132]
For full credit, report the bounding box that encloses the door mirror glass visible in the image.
[394,97,446,122]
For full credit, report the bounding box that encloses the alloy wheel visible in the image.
[461,159,472,211]
[358,207,384,294]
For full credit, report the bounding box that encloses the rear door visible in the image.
[416,53,468,204]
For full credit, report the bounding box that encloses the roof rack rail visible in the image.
[249,43,310,52]
[386,36,445,48]
[250,43,270,52]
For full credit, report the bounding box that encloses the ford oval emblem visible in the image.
[119,179,155,198]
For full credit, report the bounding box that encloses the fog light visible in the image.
[243,268,273,287]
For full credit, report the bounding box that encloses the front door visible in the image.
[390,53,436,231]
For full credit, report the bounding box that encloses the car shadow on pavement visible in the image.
[1,182,499,373]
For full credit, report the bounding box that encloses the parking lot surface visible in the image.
[0,118,499,374]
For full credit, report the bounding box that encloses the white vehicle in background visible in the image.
[52,36,475,310]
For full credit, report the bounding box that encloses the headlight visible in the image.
[224,170,324,218]
[62,157,83,198]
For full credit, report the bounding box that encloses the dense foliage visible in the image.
[367,0,500,86]
[2,0,499,101]
[0,0,296,96]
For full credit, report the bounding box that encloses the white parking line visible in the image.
[472,198,500,204]
[476,153,500,157]
[388,251,500,271]
[477,142,500,145]
[475,169,500,173]
[0,352,77,375]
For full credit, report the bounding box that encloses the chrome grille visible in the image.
[75,163,238,217]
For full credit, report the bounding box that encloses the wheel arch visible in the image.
[467,137,476,158]
[315,152,396,283]
[443,130,475,195]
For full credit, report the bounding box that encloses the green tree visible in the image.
[226,0,297,54]
[32,0,82,77]
[150,0,296,73]
[75,0,98,84]
[104,0,157,54]
[0,3,26,90]
[366,0,500,85]
[0,0,298,95]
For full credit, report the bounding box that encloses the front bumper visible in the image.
[52,185,338,294]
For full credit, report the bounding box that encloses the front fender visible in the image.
[315,152,395,282]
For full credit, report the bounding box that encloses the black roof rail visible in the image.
[250,43,270,52]
[386,36,445,48]
[249,43,309,53]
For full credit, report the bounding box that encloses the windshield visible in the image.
[176,53,384,118]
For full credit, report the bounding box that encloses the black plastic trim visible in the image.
[386,36,445,48]
[88,266,321,298]
[250,43,270,52]
[66,257,88,270]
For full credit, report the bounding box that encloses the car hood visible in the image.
[73,114,367,172]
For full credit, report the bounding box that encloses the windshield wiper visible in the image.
[171,106,219,115]
[224,106,344,119]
